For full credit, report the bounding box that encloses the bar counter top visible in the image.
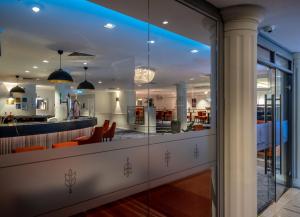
[0,117,97,138]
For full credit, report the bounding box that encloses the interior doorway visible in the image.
[256,63,292,212]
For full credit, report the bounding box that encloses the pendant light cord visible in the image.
[84,66,88,81]
[58,50,63,69]
[60,53,62,69]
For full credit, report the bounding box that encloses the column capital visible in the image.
[221,4,265,31]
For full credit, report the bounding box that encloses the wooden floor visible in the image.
[73,170,212,217]
[260,188,300,217]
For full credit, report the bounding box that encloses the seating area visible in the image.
[194,111,209,123]
[12,120,117,153]
[156,110,173,123]
[135,107,144,125]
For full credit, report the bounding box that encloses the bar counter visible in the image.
[0,117,97,155]
[0,117,97,138]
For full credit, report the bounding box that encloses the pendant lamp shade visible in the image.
[77,67,95,90]
[10,85,25,94]
[10,75,25,94]
[48,50,73,83]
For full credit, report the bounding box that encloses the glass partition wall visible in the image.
[0,1,218,216]
[256,45,292,213]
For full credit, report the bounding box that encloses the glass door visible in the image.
[274,69,292,200]
[257,64,292,212]
[257,64,276,211]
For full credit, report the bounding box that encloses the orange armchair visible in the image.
[77,126,104,145]
[103,122,116,142]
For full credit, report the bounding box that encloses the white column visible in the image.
[293,53,300,187]
[221,5,264,217]
[55,84,71,121]
[176,82,187,130]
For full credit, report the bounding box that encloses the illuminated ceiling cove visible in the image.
[0,0,212,90]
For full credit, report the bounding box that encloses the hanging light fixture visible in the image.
[10,75,25,94]
[77,66,95,90]
[48,50,73,83]
[134,66,156,84]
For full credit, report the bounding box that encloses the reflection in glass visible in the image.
[0,0,217,216]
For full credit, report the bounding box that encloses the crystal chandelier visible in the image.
[134,66,156,84]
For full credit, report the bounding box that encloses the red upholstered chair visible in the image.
[52,141,78,149]
[156,111,163,123]
[193,125,204,131]
[103,120,110,132]
[13,146,46,153]
[164,111,172,121]
[135,108,144,124]
[77,127,104,145]
[103,122,116,142]
[195,111,208,123]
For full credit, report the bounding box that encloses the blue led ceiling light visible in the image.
[36,0,210,51]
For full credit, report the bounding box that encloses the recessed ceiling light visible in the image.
[33,66,38,69]
[162,20,169,25]
[43,60,49,63]
[25,70,30,73]
[32,7,40,13]
[104,23,116,29]
[98,81,102,84]
[147,40,155,44]
[204,91,208,95]
[83,62,87,65]
[189,78,195,81]
[190,49,199,54]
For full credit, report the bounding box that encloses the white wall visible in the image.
[94,91,112,126]
[137,92,211,121]
[94,90,136,129]
[187,93,211,110]
[0,83,36,116]
[153,95,176,111]
[0,131,216,217]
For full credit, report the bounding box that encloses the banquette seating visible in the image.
[12,120,117,153]
[13,145,46,153]
[52,141,78,149]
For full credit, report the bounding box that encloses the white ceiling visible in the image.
[0,0,214,92]
[207,0,300,52]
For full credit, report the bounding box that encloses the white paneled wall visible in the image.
[0,132,216,217]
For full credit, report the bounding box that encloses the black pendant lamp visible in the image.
[10,75,25,94]
[48,50,73,83]
[77,66,95,90]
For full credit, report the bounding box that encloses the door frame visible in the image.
[256,61,293,213]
